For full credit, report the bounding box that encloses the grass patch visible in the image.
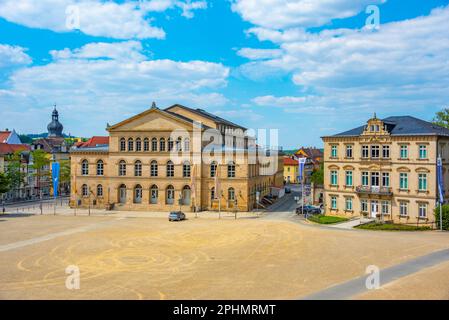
[307,215,349,224]
[355,222,431,231]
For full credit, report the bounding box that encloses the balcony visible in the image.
[356,185,393,196]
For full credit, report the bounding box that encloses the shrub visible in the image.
[434,205,449,230]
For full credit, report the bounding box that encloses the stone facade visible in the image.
[70,104,284,212]
[322,115,449,226]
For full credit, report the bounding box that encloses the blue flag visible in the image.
[437,156,444,204]
[52,162,60,198]
[298,157,306,181]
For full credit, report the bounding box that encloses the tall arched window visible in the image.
[143,138,149,151]
[120,138,126,151]
[97,184,103,197]
[136,138,142,152]
[150,185,158,204]
[128,138,134,151]
[166,185,175,204]
[184,138,190,152]
[82,184,89,197]
[166,161,174,177]
[176,137,182,151]
[160,138,166,151]
[227,161,235,178]
[168,137,174,151]
[96,160,104,176]
[151,138,158,151]
[210,187,215,201]
[183,161,191,178]
[228,187,235,201]
[81,160,89,175]
[182,185,191,205]
[118,160,126,176]
[134,160,142,177]
[134,185,142,204]
[119,184,127,204]
[150,160,158,177]
[210,161,217,177]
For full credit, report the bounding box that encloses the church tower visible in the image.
[47,105,64,137]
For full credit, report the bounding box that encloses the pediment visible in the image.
[108,108,194,132]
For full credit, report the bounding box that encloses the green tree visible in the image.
[435,205,449,230]
[31,149,50,196]
[0,172,11,195]
[18,134,33,144]
[5,151,26,199]
[432,108,449,129]
[310,163,324,185]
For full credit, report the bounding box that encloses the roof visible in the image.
[0,143,30,155]
[32,137,66,153]
[284,157,298,166]
[0,131,11,143]
[71,145,109,153]
[75,136,109,148]
[165,104,247,130]
[295,147,323,159]
[329,116,449,137]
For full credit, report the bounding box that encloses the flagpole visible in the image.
[437,154,443,231]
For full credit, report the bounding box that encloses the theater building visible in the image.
[70,104,284,212]
[322,115,449,226]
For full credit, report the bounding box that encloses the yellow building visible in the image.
[322,115,449,226]
[283,157,299,184]
[70,104,284,212]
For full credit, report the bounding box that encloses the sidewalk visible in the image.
[326,217,374,229]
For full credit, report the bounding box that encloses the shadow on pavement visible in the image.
[0,213,35,219]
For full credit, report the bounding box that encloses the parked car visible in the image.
[285,187,291,194]
[296,205,321,215]
[169,211,186,221]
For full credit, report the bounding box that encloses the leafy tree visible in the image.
[18,134,33,144]
[435,205,449,230]
[310,163,324,185]
[31,149,50,195]
[59,160,71,194]
[432,108,449,129]
[5,151,26,198]
[0,172,11,195]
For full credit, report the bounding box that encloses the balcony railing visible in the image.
[356,185,393,196]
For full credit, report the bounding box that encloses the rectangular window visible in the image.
[381,201,390,215]
[331,171,338,185]
[418,203,427,218]
[362,145,369,158]
[331,196,337,209]
[345,171,353,186]
[345,198,353,211]
[371,145,380,158]
[382,145,390,158]
[419,145,428,159]
[418,173,427,191]
[361,200,368,212]
[400,202,408,216]
[382,172,390,187]
[371,172,380,187]
[362,172,369,186]
[400,173,408,190]
[331,145,338,158]
[345,145,353,158]
[400,145,408,159]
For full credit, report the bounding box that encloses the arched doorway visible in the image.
[182,185,191,205]
[119,184,127,204]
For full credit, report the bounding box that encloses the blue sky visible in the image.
[0,0,449,148]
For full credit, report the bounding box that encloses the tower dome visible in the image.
[47,105,64,137]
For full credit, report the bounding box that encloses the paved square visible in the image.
[1,212,449,299]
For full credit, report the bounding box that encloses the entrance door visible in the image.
[371,200,378,218]
[119,185,127,204]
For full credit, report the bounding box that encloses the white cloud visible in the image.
[231,0,385,30]
[0,0,208,40]
[0,41,230,136]
[237,48,283,60]
[241,6,449,118]
[0,44,32,69]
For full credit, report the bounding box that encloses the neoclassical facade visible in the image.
[70,104,284,212]
[322,115,449,226]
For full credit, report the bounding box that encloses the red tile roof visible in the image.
[283,157,299,166]
[0,143,30,155]
[0,131,11,143]
[76,136,109,148]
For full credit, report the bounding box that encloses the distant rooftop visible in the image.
[329,116,449,137]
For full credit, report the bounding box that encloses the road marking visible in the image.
[301,248,449,300]
[0,218,123,253]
